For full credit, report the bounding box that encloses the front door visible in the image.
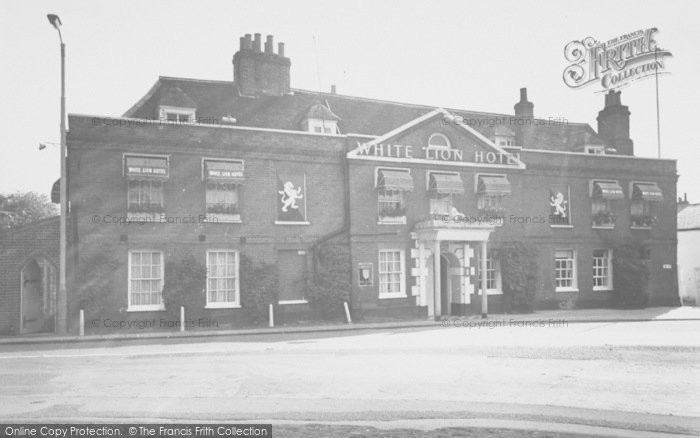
[21,261,43,333]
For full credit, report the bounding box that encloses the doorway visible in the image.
[20,257,57,334]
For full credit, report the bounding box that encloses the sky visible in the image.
[1,0,698,202]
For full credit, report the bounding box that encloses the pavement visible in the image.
[0,318,699,436]
[1,305,698,346]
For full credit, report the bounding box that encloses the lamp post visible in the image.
[47,13,67,334]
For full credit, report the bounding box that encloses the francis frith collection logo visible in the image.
[563,27,672,91]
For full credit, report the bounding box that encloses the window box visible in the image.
[592,211,616,228]
[205,203,241,223]
[378,205,407,224]
[631,214,658,228]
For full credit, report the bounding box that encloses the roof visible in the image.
[124,76,606,151]
[157,85,197,109]
[304,101,340,121]
[678,203,700,230]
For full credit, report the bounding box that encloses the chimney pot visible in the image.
[239,37,246,51]
[331,85,336,94]
[244,34,252,50]
[265,35,274,54]
[520,87,528,102]
[278,42,285,57]
[253,33,261,52]
[604,90,622,108]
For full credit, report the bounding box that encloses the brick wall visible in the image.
[0,217,59,334]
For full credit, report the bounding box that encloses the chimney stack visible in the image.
[597,90,633,156]
[513,87,534,146]
[233,32,291,97]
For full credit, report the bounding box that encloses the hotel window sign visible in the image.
[124,155,169,220]
[590,180,624,228]
[276,171,308,224]
[203,160,245,223]
[549,185,571,227]
[630,182,663,228]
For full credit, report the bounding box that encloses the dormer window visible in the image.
[585,145,605,155]
[493,125,516,147]
[158,105,196,124]
[301,102,340,134]
[428,133,451,149]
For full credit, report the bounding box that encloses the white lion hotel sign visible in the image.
[355,142,522,166]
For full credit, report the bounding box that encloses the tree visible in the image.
[498,242,539,312]
[239,255,279,324]
[306,240,352,319]
[162,255,208,319]
[612,244,649,308]
[0,191,58,230]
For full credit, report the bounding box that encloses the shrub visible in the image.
[162,254,207,319]
[74,252,124,325]
[612,244,649,308]
[239,255,279,324]
[306,241,352,319]
[497,242,539,312]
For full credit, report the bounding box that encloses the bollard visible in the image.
[180,306,185,332]
[269,303,274,328]
[344,301,353,324]
[79,309,84,337]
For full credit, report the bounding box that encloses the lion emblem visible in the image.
[279,181,303,212]
[550,192,568,217]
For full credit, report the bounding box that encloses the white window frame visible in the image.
[127,250,165,312]
[378,249,406,299]
[592,249,613,291]
[585,145,605,155]
[554,249,578,292]
[477,250,503,295]
[305,119,338,135]
[158,105,196,123]
[205,250,241,309]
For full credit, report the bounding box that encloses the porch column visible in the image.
[433,240,441,319]
[418,240,426,307]
[481,240,488,318]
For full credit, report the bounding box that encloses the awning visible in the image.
[477,175,511,195]
[592,181,624,200]
[125,156,169,180]
[376,169,414,192]
[205,160,245,183]
[632,182,663,202]
[429,173,464,194]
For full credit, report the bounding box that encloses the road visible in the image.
[0,320,698,437]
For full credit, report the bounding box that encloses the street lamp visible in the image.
[47,13,67,334]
